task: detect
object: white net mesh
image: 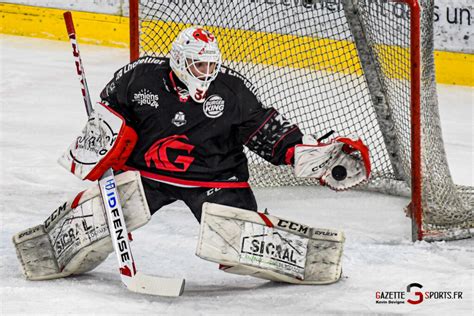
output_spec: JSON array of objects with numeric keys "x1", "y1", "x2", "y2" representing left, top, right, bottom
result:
[{"x1": 135, "y1": 0, "x2": 472, "y2": 240}]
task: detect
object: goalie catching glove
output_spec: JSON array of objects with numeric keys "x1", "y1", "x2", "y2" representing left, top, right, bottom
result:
[{"x1": 294, "y1": 132, "x2": 371, "y2": 190}]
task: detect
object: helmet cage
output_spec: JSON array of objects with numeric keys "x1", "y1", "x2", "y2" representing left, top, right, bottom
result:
[
  {"x1": 184, "y1": 56, "x2": 221, "y2": 83},
  {"x1": 170, "y1": 27, "x2": 222, "y2": 103}
]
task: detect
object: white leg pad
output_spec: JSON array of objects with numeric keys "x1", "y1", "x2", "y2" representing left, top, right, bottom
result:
[
  {"x1": 196, "y1": 203, "x2": 345, "y2": 285},
  {"x1": 12, "y1": 171, "x2": 151, "y2": 280}
]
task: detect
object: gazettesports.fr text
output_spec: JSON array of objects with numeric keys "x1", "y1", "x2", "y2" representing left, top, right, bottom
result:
[{"x1": 376, "y1": 291, "x2": 463, "y2": 299}]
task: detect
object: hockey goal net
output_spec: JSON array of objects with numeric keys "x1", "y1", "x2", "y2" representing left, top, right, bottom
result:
[{"x1": 129, "y1": 0, "x2": 472, "y2": 241}]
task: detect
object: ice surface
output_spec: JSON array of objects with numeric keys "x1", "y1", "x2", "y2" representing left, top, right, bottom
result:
[{"x1": 0, "y1": 35, "x2": 472, "y2": 315}]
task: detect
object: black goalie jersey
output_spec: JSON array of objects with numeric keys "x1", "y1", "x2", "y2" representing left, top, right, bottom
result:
[{"x1": 100, "y1": 57, "x2": 303, "y2": 188}]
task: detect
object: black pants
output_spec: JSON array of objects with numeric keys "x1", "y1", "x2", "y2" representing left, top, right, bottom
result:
[{"x1": 141, "y1": 177, "x2": 258, "y2": 222}]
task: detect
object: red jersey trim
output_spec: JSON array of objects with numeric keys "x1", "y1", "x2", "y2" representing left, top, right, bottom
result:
[{"x1": 123, "y1": 166, "x2": 250, "y2": 189}]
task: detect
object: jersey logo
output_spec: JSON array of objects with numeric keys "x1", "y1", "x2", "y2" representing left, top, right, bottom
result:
[
  {"x1": 203, "y1": 95, "x2": 225, "y2": 118},
  {"x1": 133, "y1": 89, "x2": 160, "y2": 108},
  {"x1": 172, "y1": 112, "x2": 187, "y2": 127},
  {"x1": 144, "y1": 135, "x2": 195, "y2": 172}
]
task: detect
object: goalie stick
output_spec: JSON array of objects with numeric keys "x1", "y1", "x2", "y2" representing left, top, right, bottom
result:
[{"x1": 63, "y1": 11, "x2": 185, "y2": 297}]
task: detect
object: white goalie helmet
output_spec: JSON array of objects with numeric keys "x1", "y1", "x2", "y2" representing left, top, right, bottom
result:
[{"x1": 170, "y1": 27, "x2": 222, "y2": 103}]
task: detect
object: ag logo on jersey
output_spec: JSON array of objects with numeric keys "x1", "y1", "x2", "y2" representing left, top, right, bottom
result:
[{"x1": 203, "y1": 95, "x2": 225, "y2": 118}]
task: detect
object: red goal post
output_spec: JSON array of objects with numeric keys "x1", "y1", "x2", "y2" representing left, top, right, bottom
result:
[
  {"x1": 130, "y1": 0, "x2": 140, "y2": 63},
  {"x1": 128, "y1": 0, "x2": 471, "y2": 242}
]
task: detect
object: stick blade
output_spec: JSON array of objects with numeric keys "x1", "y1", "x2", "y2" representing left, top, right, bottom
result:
[{"x1": 125, "y1": 272, "x2": 185, "y2": 297}]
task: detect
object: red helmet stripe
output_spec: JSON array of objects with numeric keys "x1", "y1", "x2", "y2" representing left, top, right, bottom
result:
[{"x1": 192, "y1": 28, "x2": 215, "y2": 43}]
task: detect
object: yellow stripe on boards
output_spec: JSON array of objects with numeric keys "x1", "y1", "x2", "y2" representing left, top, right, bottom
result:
[
  {"x1": 435, "y1": 51, "x2": 474, "y2": 86},
  {"x1": 1, "y1": 3, "x2": 472, "y2": 86},
  {"x1": 0, "y1": 3, "x2": 129, "y2": 47},
  {"x1": 141, "y1": 20, "x2": 364, "y2": 76}
]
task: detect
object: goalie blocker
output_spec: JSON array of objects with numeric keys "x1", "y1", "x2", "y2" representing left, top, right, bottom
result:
[
  {"x1": 58, "y1": 101, "x2": 137, "y2": 181},
  {"x1": 196, "y1": 203, "x2": 345, "y2": 284}
]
